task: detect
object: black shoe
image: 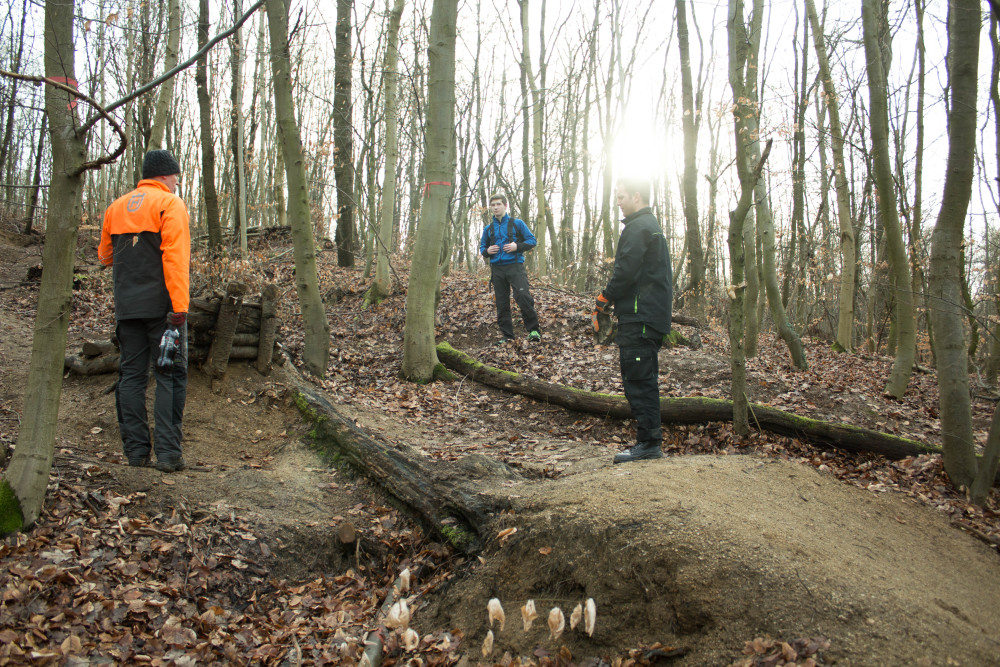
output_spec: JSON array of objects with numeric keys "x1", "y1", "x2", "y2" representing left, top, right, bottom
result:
[
  {"x1": 613, "y1": 441, "x2": 663, "y2": 464},
  {"x1": 155, "y1": 457, "x2": 187, "y2": 473},
  {"x1": 128, "y1": 455, "x2": 151, "y2": 467}
]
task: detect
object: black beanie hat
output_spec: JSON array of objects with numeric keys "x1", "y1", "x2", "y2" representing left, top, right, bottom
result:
[{"x1": 142, "y1": 150, "x2": 181, "y2": 180}]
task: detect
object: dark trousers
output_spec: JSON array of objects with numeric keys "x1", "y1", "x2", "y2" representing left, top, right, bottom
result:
[
  {"x1": 616, "y1": 322, "x2": 663, "y2": 444},
  {"x1": 115, "y1": 317, "x2": 188, "y2": 463},
  {"x1": 491, "y1": 262, "x2": 539, "y2": 339}
]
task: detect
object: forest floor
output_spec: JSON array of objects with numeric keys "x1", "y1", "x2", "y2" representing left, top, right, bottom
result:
[{"x1": 0, "y1": 224, "x2": 999, "y2": 666}]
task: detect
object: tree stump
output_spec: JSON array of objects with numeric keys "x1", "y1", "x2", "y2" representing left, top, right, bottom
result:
[
  {"x1": 205, "y1": 282, "x2": 248, "y2": 382},
  {"x1": 257, "y1": 283, "x2": 279, "y2": 375}
]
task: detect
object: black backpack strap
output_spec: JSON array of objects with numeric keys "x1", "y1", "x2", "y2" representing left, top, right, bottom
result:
[{"x1": 507, "y1": 218, "x2": 524, "y2": 245}]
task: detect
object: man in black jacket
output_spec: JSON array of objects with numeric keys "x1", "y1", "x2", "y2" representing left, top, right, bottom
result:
[{"x1": 595, "y1": 178, "x2": 672, "y2": 463}]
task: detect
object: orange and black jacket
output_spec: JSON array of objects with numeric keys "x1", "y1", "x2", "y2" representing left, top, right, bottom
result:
[{"x1": 99, "y1": 179, "x2": 190, "y2": 320}]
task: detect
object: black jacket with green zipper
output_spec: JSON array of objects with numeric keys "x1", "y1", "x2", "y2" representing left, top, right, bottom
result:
[{"x1": 601, "y1": 206, "x2": 672, "y2": 335}]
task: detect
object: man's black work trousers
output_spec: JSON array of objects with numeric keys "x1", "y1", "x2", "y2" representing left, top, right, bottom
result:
[
  {"x1": 616, "y1": 322, "x2": 663, "y2": 445},
  {"x1": 491, "y1": 262, "x2": 539, "y2": 340},
  {"x1": 115, "y1": 317, "x2": 187, "y2": 464}
]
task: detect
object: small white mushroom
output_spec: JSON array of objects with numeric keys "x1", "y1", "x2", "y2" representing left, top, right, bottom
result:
[
  {"x1": 569, "y1": 603, "x2": 583, "y2": 631},
  {"x1": 487, "y1": 598, "x2": 506, "y2": 631},
  {"x1": 386, "y1": 599, "x2": 410, "y2": 629},
  {"x1": 547, "y1": 607, "x2": 565, "y2": 641},
  {"x1": 481, "y1": 630, "x2": 494, "y2": 657},
  {"x1": 397, "y1": 567, "x2": 411, "y2": 593},
  {"x1": 521, "y1": 600, "x2": 538, "y2": 632},
  {"x1": 585, "y1": 598, "x2": 597, "y2": 637},
  {"x1": 401, "y1": 628, "x2": 420, "y2": 651}
]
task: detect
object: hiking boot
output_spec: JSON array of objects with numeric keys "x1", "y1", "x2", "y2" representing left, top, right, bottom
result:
[
  {"x1": 527, "y1": 330, "x2": 542, "y2": 342},
  {"x1": 155, "y1": 457, "x2": 187, "y2": 473},
  {"x1": 613, "y1": 441, "x2": 663, "y2": 464},
  {"x1": 128, "y1": 455, "x2": 151, "y2": 467},
  {"x1": 496, "y1": 338, "x2": 515, "y2": 346}
]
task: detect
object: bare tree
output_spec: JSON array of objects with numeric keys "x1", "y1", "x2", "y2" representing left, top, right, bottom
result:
[
  {"x1": 862, "y1": 0, "x2": 915, "y2": 398},
  {"x1": 367, "y1": 0, "x2": 406, "y2": 306},
  {"x1": 1, "y1": 0, "x2": 88, "y2": 531},
  {"x1": 147, "y1": 0, "x2": 182, "y2": 151},
  {"x1": 676, "y1": 0, "x2": 706, "y2": 320},
  {"x1": 518, "y1": 0, "x2": 549, "y2": 275},
  {"x1": 402, "y1": 0, "x2": 457, "y2": 383},
  {"x1": 805, "y1": 0, "x2": 857, "y2": 352},
  {"x1": 266, "y1": 0, "x2": 330, "y2": 376},
  {"x1": 196, "y1": 0, "x2": 223, "y2": 250},
  {"x1": 335, "y1": 0, "x2": 357, "y2": 266},
  {"x1": 928, "y1": 0, "x2": 997, "y2": 503},
  {"x1": 728, "y1": 0, "x2": 774, "y2": 435}
]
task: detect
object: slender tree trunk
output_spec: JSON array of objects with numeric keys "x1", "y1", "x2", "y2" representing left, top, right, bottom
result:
[
  {"x1": 575, "y1": 4, "x2": 599, "y2": 292},
  {"x1": 401, "y1": 0, "x2": 457, "y2": 383},
  {"x1": 911, "y1": 0, "x2": 928, "y2": 361},
  {"x1": 928, "y1": 0, "x2": 985, "y2": 498},
  {"x1": 334, "y1": 0, "x2": 356, "y2": 266},
  {"x1": 196, "y1": 0, "x2": 222, "y2": 251},
  {"x1": 367, "y1": 0, "x2": 405, "y2": 306},
  {"x1": 788, "y1": 8, "x2": 809, "y2": 330},
  {"x1": 0, "y1": 0, "x2": 28, "y2": 195},
  {"x1": 521, "y1": 0, "x2": 550, "y2": 276},
  {"x1": 147, "y1": 0, "x2": 181, "y2": 151},
  {"x1": 1, "y1": 0, "x2": 87, "y2": 532},
  {"x1": 235, "y1": 0, "x2": 249, "y2": 253},
  {"x1": 728, "y1": 0, "x2": 752, "y2": 435},
  {"x1": 676, "y1": 0, "x2": 705, "y2": 320},
  {"x1": 805, "y1": 0, "x2": 856, "y2": 352},
  {"x1": 987, "y1": 8, "x2": 1000, "y2": 384},
  {"x1": 741, "y1": 0, "x2": 763, "y2": 358},
  {"x1": 742, "y1": 0, "x2": 806, "y2": 369},
  {"x1": 265, "y1": 0, "x2": 330, "y2": 377},
  {"x1": 863, "y1": 0, "x2": 915, "y2": 398},
  {"x1": 23, "y1": 113, "x2": 46, "y2": 235}
]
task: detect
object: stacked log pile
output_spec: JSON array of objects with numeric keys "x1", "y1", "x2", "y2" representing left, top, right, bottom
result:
[{"x1": 65, "y1": 281, "x2": 282, "y2": 377}]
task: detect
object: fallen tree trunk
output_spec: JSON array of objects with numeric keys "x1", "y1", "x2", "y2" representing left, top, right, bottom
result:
[
  {"x1": 64, "y1": 354, "x2": 120, "y2": 375},
  {"x1": 436, "y1": 342, "x2": 941, "y2": 461},
  {"x1": 283, "y1": 362, "x2": 516, "y2": 552},
  {"x1": 81, "y1": 340, "x2": 115, "y2": 358}
]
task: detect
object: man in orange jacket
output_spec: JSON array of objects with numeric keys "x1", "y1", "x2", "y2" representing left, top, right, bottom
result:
[{"x1": 99, "y1": 149, "x2": 190, "y2": 472}]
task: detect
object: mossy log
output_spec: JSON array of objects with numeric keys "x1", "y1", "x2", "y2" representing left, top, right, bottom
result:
[
  {"x1": 283, "y1": 364, "x2": 516, "y2": 552},
  {"x1": 435, "y1": 342, "x2": 941, "y2": 461}
]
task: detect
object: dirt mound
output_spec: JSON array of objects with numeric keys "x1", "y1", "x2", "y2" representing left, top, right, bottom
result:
[{"x1": 417, "y1": 455, "x2": 1000, "y2": 665}]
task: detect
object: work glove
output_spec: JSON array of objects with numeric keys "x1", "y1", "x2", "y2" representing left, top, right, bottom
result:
[
  {"x1": 592, "y1": 294, "x2": 611, "y2": 334},
  {"x1": 166, "y1": 311, "x2": 186, "y2": 327}
]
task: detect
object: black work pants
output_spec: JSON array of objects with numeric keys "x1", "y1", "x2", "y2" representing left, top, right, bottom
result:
[
  {"x1": 115, "y1": 317, "x2": 187, "y2": 463},
  {"x1": 616, "y1": 322, "x2": 663, "y2": 445},
  {"x1": 491, "y1": 262, "x2": 539, "y2": 339}
]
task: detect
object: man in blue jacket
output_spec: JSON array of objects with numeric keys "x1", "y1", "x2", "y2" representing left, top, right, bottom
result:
[
  {"x1": 594, "y1": 178, "x2": 672, "y2": 463},
  {"x1": 480, "y1": 194, "x2": 541, "y2": 344}
]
